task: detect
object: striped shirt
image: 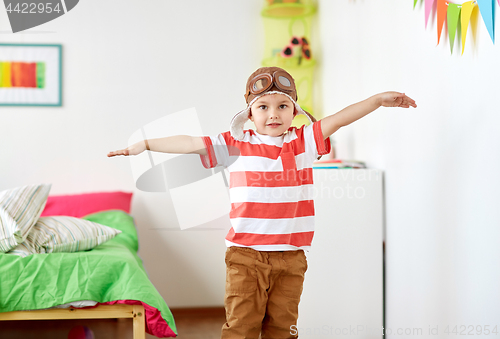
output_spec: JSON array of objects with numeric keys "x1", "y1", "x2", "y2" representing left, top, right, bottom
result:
[{"x1": 200, "y1": 121, "x2": 331, "y2": 251}]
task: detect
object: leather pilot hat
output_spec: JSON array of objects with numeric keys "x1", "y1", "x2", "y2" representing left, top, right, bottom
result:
[{"x1": 230, "y1": 66, "x2": 316, "y2": 140}]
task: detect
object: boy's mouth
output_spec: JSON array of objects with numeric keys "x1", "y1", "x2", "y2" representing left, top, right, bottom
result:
[{"x1": 267, "y1": 123, "x2": 281, "y2": 127}]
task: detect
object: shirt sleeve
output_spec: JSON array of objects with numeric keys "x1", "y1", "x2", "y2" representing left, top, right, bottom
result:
[
  {"x1": 199, "y1": 133, "x2": 231, "y2": 169},
  {"x1": 312, "y1": 121, "x2": 331, "y2": 156},
  {"x1": 303, "y1": 121, "x2": 331, "y2": 160}
]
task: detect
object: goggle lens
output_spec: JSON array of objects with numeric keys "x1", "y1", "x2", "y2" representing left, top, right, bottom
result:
[
  {"x1": 278, "y1": 75, "x2": 291, "y2": 87},
  {"x1": 253, "y1": 78, "x2": 269, "y2": 91}
]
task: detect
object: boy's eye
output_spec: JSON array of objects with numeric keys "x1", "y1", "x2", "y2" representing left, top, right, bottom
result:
[
  {"x1": 279, "y1": 104, "x2": 287, "y2": 109},
  {"x1": 259, "y1": 105, "x2": 267, "y2": 110}
]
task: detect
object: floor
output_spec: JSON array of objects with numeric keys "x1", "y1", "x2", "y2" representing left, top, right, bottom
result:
[
  {"x1": 170, "y1": 307, "x2": 226, "y2": 339},
  {"x1": 0, "y1": 307, "x2": 226, "y2": 339}
]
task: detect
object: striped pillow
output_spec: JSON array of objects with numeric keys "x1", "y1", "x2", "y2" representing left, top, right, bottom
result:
[
  {"x1": 8, "y1": 216, "x2": 122, "y2": 257},
  {"x1": 7, "y1": 241, "x2": 33, "y2": 258},
  {"x1": 0, "y1": 183, "x2": 51, "y2": 252}
]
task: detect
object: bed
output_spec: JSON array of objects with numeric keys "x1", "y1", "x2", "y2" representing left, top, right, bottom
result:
[{"x1": 0, "y1": 189, "x2": 177, "y2": 338}]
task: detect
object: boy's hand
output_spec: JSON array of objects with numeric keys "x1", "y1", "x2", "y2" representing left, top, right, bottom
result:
[
  {"x1": 107, "y1": 141, "x2": 147, "y2": 157},
  {"x1": 378, "y1": 92, "x2": 417, "y2": 109}
]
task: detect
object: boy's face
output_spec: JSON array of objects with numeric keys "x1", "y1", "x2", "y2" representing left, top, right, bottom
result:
[{"x1": 249, "y1": 94, "x2": 295, "y2": 137}]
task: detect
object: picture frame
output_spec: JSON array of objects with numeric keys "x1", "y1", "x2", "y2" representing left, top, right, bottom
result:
[{"x1": 0, "y1": 43, "x2": 62, "y2": 106}]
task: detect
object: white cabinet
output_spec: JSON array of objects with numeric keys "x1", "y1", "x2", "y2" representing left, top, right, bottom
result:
[{"x1": 297, "y1": 169, "x2": 384, "y2": 339}]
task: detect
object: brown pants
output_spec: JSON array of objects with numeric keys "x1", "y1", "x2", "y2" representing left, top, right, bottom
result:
[{"x1": 221, "y1": 247, "x2": 308, "y2": 339}]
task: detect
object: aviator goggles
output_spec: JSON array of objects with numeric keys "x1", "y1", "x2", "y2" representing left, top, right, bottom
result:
[{"x1": 247, "y1": 70, "x2": 295, "y2": 99}]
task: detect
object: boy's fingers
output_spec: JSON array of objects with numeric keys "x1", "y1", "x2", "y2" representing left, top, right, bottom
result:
[
  {"x1": 406, "y1": 98, "x2": 417, "y2": 108},
  {"x1": 107, "y1": 149, "x2": 129, "y2": 157},
  {"x1": 386, "y1": 92, "x2": 416, "y2": 108},
  {"x1": 405, "y1": 95, "x2": 416, "y2": 102},
  {"x1": 401, "y1": 94, "x2": 417, "y2": 108}
]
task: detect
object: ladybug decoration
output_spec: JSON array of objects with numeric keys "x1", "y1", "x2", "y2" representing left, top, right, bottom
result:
[{"x1": 280, "y1": 36, "x2": 312, "y2": 64}]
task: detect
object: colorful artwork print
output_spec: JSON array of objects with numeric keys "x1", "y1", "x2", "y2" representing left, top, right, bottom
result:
[
  {"x1": 0, "y1": 44, "x2": 61, "y2": 106},
  {"x1": 0, "y1": 61, "x2": 45, "y2": 88}
]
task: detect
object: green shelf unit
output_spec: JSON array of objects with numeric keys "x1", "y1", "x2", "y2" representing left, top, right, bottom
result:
[
  {"x1": 260, "y1": 0, "x2": 319, "y2": 125},
  {"x1": 261, "y1": 3, "x2": 316, "y2": 19}
]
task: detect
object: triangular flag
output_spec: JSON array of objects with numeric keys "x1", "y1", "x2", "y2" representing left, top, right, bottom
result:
[
  {"x1": 476, "y1": 0, "x2": 495, "y2": 42},
  {"x1": 470, "y1": 1, "x2": 481, "y2": 40},
  {"x1": 461, "y1": 1, "x2": 477, "y2": 54},
  {"x1": 437, "y1": 0, "x2": 449, "y2": 45},
  {"x1": 425, "y1": 0, "x2": 436, "y2": 27},
  {"x1": 447, "y1": 3, "x2": 461, "y2": 53},
  {"x1": 415, "y1": 0, "x2": 419, "y2": 9}
]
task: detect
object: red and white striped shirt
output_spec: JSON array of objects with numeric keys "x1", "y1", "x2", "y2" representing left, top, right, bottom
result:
[{"x1": 200, "y1": 121, "x2": 331, "y2": 251}]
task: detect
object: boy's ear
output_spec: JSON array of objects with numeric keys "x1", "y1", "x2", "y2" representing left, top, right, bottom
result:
[{"x1": 248, "y1": 110, "x2": 253, "y2": 121}]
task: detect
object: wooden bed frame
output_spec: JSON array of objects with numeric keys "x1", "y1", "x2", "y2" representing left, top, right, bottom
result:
[{"x1": 0, "y1": 304, "x2": 145, "y2": 339}]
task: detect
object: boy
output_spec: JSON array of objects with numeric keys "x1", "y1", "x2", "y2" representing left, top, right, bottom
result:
[{"x1": 108, "y1": 67, "x2": 416, "y2": 339}]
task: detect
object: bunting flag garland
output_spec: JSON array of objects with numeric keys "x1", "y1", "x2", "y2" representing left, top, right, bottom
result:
[
  {"x1": 416, "y1": 0, "x2": 497, "y2": 54},
  {"x1": 461, "y1": 1, "x2": 478, "y2": 54},
  {"x1": 447, "y1": 3, "x2": 461, "y2": 52},
  {"x1": 437, "y1": 0, "x2": 448, "y2": 45},
  {"x1": 425, "y1": 0, "x2": 436, "y2": 27},
  {"x1": 476, "y1": 0, "x2": 495, "y2": 42}
]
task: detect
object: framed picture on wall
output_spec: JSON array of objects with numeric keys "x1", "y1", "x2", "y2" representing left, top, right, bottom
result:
[{"x1": 0, "y1": 43, "x2": 62, "y2": 106}]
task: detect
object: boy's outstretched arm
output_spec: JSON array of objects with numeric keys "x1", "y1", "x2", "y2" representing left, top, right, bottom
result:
[
  {"x1": 320, "y1": 92, "x2": 417, "y2": 140},
  {"x1": 107, "y1": 135, "x2": 207, "y2": 157}
]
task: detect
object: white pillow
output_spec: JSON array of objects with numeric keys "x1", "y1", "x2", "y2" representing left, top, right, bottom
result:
[
  {"x1": 8, "y1": 216, "x2": 122, "y2": 257},
  {"x1": 0, "y1": 183, "x2": 51, "y2": 252}
]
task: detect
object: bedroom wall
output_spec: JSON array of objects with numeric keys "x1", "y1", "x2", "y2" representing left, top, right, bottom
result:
[
  {"x1": 317, "y1": 0, "x2": 500, "y2": 338},
  {"x1": 0, "y1": 0, "x2": 262, "y2": 307}
]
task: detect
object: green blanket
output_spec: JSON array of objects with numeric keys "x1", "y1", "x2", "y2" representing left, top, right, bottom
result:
[{"x1": 0, "y1": 210, "x2": 177, "y2": 337}]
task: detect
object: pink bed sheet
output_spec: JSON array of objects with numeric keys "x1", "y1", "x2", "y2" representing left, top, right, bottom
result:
[{"x1": 96, "y1": 300, "x2": 176, "y2": 337}]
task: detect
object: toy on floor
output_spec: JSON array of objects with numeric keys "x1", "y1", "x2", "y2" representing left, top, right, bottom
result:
[{"x1": 68, "y1": 325, "x2": 95, "y2": 339}]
